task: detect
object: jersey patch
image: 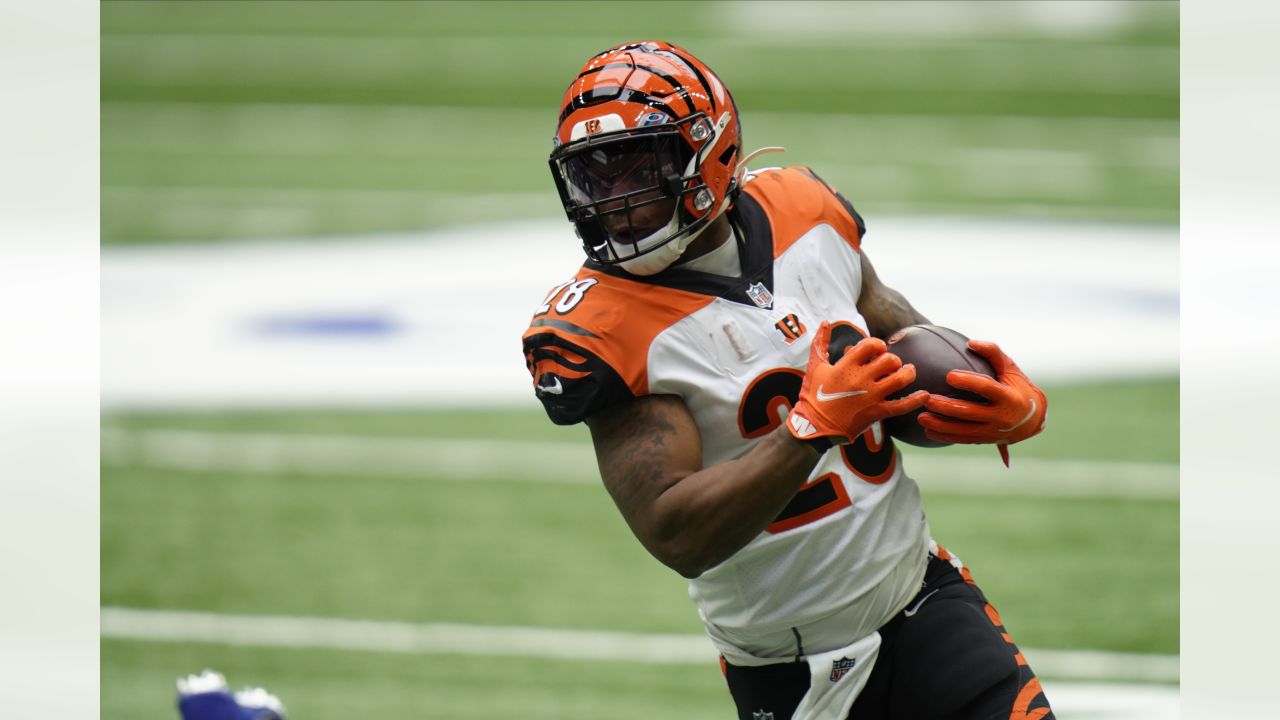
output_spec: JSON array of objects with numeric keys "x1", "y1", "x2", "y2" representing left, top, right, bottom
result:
[
  {"x1": 774, "y1": 313, "x2": 807, "y2": 344},
  {"x1": 746, "y1": 282, "x2": 775, "y2": 309}
]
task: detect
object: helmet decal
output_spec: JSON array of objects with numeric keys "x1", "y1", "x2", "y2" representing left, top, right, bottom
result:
[
  {"x1": 636, "y1": 112, "x2": 667, "y2": 127},
  {"x1": 569, "y1": 113, "x2": 626, "y2": 141}
]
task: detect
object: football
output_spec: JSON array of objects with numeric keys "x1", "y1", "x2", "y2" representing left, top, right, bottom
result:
[{"x1": 882, "y1": 325, "x2": 995, "y2": 448}]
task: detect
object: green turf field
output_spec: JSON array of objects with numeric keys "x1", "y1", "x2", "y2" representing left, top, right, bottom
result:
[
  {"x1": 102, "y1": 1, "x2": 1178, "y2": 243},
  {"x1": 103, "y1": 641, "x2": 736, "y2": 720},
  {"x1": 102, "y1": 378, "x2": 1178, "y2": 718}
]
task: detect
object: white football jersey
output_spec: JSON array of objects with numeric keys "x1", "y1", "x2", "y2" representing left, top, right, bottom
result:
[{"x1": 523, "y1": 167, "x2": 930, "y2": 661}]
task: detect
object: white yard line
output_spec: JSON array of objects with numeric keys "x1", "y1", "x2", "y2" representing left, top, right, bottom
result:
[
  {"x1": 101, "y1": 428, "x2": 1177, "y2": 500},
  {"x1": 100, "y1": 606, "x2": 1178, "y2": 685}
]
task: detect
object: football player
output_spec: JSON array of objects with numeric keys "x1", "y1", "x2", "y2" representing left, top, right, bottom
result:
[{"x1": 522, "y1": 41, "x2": 1051, "y2": 720}]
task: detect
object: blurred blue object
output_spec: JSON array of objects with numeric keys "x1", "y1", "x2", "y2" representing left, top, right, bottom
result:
[
  {"x1": 177, "y1": 670, "x2": 287, "y2": 720},
  {"x1": 251, "y1": 311, "x2": 401, "y2": 337}
]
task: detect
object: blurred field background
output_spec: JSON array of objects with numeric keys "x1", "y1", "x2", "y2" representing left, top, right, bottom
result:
[
  {"x1": 101, "y1": 2, "x2": 1178, "y2": 718},
  {"x1": 101, "y1": 0, "x2": 1177, "y2": 243}
]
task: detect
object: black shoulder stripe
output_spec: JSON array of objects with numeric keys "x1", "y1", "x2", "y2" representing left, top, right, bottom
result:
[
  {"x1": 837, "y1": 192, "x2": 867, "y2": 240},
  {"x1": 798, "y1": 167, "x2": 867, "y2": 240},
  {"x1": 797, "y1": 166, "x2": 833, "y2": 192},
  {"x1": 526, "y1": 344, "x2": 588, "y2": 374},
  {"x1": 529, "y1": 317, "x2": 600, "y2": 338}
]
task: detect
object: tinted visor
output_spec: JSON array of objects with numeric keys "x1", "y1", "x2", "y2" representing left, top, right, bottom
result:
[
  {"x1": 553, "y1": 132, "x2": 695, "y2": 261},
  {"x1": 561, "y1": 134, "x2": 686, "y2": 204}
]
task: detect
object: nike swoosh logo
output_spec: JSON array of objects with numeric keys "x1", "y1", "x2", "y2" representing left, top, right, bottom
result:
[
  {"x1": 538, "y1": 376, "x2": 564, "y2": 396},
  {"x1": 999, "y1": 398, "x2": 1037, "y2": 433},
  {"x1": 815, "y1": 386, "x2": 867, "y2": 402},
  {"x1": 903, "y1": 589, "x2": 940, "y2": 617}
]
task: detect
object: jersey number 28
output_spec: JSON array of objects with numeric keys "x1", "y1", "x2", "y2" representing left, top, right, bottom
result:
[{"x1": 738, "y1": 368, "x2": 896, "y2": 534}]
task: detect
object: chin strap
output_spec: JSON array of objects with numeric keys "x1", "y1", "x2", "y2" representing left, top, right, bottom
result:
[
  {"x1": 692, "y1": 146, "x2": 788, "y2": 247},
  {"x1": 709, "y1": 146, "x2": 787, "y2": 222},
  {"x1": 734, "y1": 146, "x2": 787, "y2": 184}
]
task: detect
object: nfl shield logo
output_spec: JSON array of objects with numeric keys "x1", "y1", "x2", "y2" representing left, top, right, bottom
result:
[
  {"x1": 830, "y1": 656, "x2": 857, "y2": 681},
  {"x1": 752, "y1": 711, "x2": 775, "y2": 720},
  {"x1": 746, "y1": 282, "x2": 774, "y2": 309}
]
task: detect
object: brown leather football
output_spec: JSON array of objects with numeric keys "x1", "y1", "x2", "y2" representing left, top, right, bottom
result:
[{"x1": 882, "y1": 325, "x2": 995, "y2": 448}]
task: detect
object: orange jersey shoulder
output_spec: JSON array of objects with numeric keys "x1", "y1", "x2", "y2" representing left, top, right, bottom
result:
[
  {"x1": 740, "y1": 166, "x2": 867, "y2": 257},
  {"x1": 522, "y1": 266, "x2": 715, "y2": 425}
]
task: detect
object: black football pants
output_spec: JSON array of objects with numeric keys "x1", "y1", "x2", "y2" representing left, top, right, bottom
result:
[{"x1": 722, "y1": 553, "x2": 1055, "y2": 720}]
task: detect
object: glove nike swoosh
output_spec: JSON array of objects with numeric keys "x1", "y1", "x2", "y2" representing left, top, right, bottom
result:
[
  {"x1": 815, "y1": 386, "x2": 868, "y2": 402},
  {"x1": 999, "y1": 398, "x2": 1037, "y2": 433}
]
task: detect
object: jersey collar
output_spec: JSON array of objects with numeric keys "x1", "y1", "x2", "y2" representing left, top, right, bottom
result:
[{"x1": 583, "y1": 192, "x2": 775, "y2": 307}]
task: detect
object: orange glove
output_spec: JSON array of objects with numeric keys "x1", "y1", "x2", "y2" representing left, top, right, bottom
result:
[
  {"x1": 788, "y1": 321, "x2": 929, "y2": 450},
  {"x1": 917, "y1": 340, "x2": 1047, "y2": 462}
]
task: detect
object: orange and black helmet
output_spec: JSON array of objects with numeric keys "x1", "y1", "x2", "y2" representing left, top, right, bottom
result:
[{"x1": 549, "y1": 41, "x2": 742, "y2": 269}]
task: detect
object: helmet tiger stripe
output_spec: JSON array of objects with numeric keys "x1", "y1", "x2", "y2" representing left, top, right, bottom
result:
[{"x1": 548, "y1": 40, "x2": 743, "y2": 273}]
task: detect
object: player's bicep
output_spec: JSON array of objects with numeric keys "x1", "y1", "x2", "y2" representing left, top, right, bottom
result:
[
  {"x1": 586, "y1": 394, "x2": 702, "y2": 547},
  {"x1": 856, "y1": 249, "x2": 930, "y2": 339}
]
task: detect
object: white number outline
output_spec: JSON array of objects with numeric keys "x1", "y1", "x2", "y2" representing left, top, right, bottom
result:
[
  {"x1": 536, "y1": 278, "x2": 598, "y2": 316},
  {"x1": 535, "y1": 280, "x2": 574, "y2": 316},
  {"x1": 554, "y1": 278, "x2": 597, "y2": 314}
]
